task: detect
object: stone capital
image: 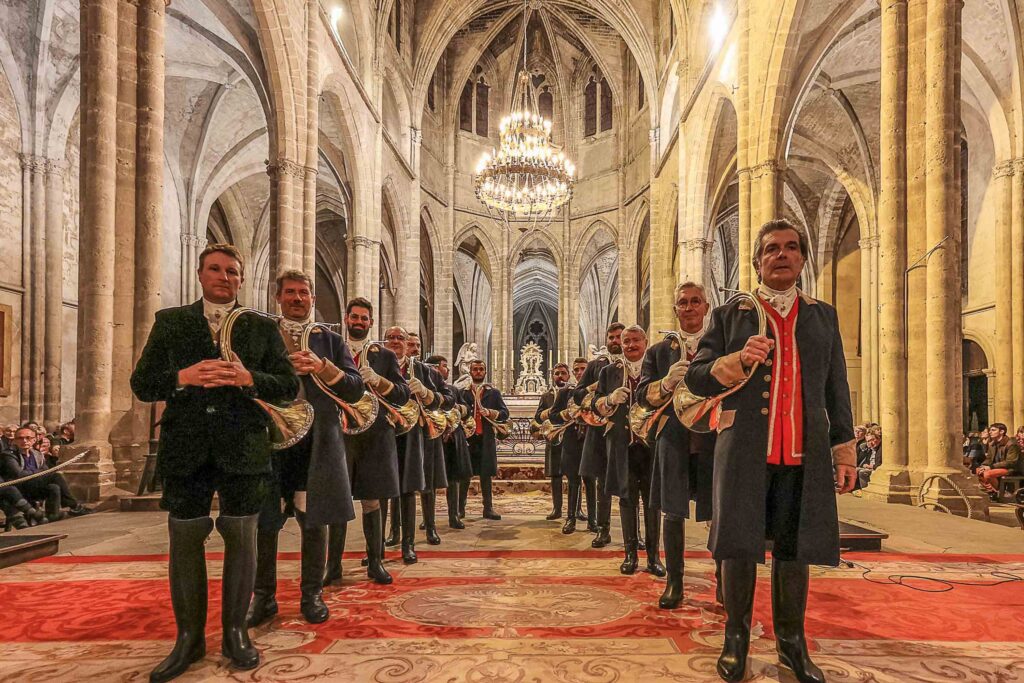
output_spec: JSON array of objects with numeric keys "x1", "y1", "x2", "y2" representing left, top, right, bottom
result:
[
  {"x1": 682, "y1": 238, "x2": 713, "y2": 252},
  {"x1": 19, "y1": 153, "x2": 46, "y2": 173},
  {"x1": 858, "y1": 236, "x2": 879, "y2": 249},
  {"x1": 1013, "y1": 158, "x2": 1024, "y2": 174},
  {"x1": 43, "y1": 158, "x2": 68, "y2": 177},
  {"x1": 179, "y1": 233, "x2": 193, "y2": 246},
  {"x1": 993, "y1": 160, "x2": 1016, "y2": 178},
  {"x1": 749, "y1": 160, "x2": 780, "y2": 179},
  {"x1": 267, "y1": 158, "x2": 306, "y2": 179},
  {"x1": 410, "y1": 127, "x2": 422, "y2": 145},
  {"x1": 648, "y1": 128, "x2": 660, "y2": 144},
  {"x1": 352, "y1": 235, "x2": 380, "y2": 249}
]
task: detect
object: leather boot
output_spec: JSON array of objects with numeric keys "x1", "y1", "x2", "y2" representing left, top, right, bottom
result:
[
  {"x1": 423, "y1": 491, "x2": 441, "y2": 545},
  {"x1": 15, "y1": 498, "x2": 45, "y2": 526},
  {"x1": 323, "y1": 523, "x2": 345, "y2": 586},
  {"x1": 400, "y1": 493, "x2": 418, "y2": 564},
  {"x1": 659, "y1": 516, "x2": 684, "y2": 609},
  {"x1": 446, "y1": 485, "x2": 464, "y2": 529},
  {"x1": 363, "y1": 510, "x2": 392, "y2": 584},
  {"x1": 481, "y1": 476, "x2": 501, "y2": 520},
  {"x1": 44, "y1": 485, "x2": 66, "y2": 522},
  {"x1": 715, "y1": 559, "x2": 724, "y2": 606},
  {"x1": 384, "y1": 498, "x2": 400, "y2": 547},
  {"x1": 546, "y1": 477, "x2": 562, "y2": 520},
  {"x1": 644, "y1": 505, "x2": 665, "y2": 577},
  {"x1": 561, "y1": 484, "x2": 579, "y2": 534},
  {"x1": 295, "y1": 512, "x2": 329, "y2": 624},
  {"x1": 584, "y1": 477, "x2": 597, "y2": 528},
  {"x1": 591, "y1": 526, "x2": 611, "y2": 548},
  {"x1": 245, "y1": 527, "x2": 279, "y2": 627},
  {"x1": 149, "y1": 516, "x2": 214, "y2": 683},
  {"x1": 458, "y1": 481, "x2": 468, "y2": 519},
  {"x1": 216, "y1": 514, "x2": 260, "y2": 671},
  {"x1": 419, "y1": 492, "x2": 428, "y2": 531},
  {"x1": 716, "y1": 560, "x2": 757, "y2": 682},
  {"x1": 620, "y1": 542, "x2": 639, "y2": 575},
  {"x1": 772, "y1": 560, "x2": 825, "y2": 683}
]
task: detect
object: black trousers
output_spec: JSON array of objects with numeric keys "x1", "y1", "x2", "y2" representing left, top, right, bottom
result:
[
  {"x1": 162, "y1": 461, "x2": 268, "y2": 520},
  {"x1": 619, "y1": 454, "x2": 658, "y2": 548},
  {"x1": 18, "y1": 473, "x2": 78, "y2": 509},
  {"x1": 0, "y1": 485, "x2": 25, "y2": 514},
  {"x1": 765, "y1": 465, "x2": 804, "y2": 561}
]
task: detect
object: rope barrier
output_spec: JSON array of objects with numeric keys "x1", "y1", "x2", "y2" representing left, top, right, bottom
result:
[
  {"x1": 914, "y1": 473, "x2": 975, "y2": 520},
  {"x1": 0, "y1": 451, "x2": 90, "y2": 489}
]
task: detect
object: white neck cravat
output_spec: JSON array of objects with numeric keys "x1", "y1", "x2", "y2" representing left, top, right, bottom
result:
[
  {"x1": 757, "y1": 283, "x2": 798, "y2": 316},
  {"x1": 624, "y1": 358, "x2": 643, "y2": 380},
  {"x1": 203, "y1": 298, "x2": 236, "y2": 335},
  {"x1": 679, "y1": 327, "x2": 705, "y2": 356},
  {"x1": 348, "y1": 336, "x2": 368, "y2": 359},
  {"x1": 280, "y1": 318, "x2": 307, "y2": 346}
]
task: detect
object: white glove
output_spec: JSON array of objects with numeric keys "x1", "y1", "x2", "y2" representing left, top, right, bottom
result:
[
  {"x1": 408, "y1": 377, "x2": 431, "y2": 399},
  {"x1": 359, "y1": 366, "x2": 382, "y2": 387},
  {"x1": 607, "y1": 386, "x2": 631, "y2": 406},
  {"x1": 662, "y1": 359, "x2": 689, "y2": 392}
]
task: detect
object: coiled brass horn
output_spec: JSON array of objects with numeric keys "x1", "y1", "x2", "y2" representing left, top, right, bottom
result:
[
  {"x1": 300, "y1": 323, "x2": 379, "y2": 435},
  {"x1": 220, "y1": 308, "x2": 314, "y2": 450},
  {"x1": 358, "y1": 341, "x2": 419, "y2": 435}
]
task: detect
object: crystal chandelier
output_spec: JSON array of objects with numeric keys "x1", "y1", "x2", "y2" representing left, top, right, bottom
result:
[{"x1": 474, "y1": 2, "x2": 575, "y2": 233}]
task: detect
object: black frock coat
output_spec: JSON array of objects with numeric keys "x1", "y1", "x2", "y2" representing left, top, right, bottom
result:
[
  {"x1": 393, "y1": 357, "x2": 445, "y2": 494},
  {"x1": 636, "y1": 338, "x2": 715, "y2": 521},
  {"x1": 575, "y1": 357, "x2": 611, "y2": 480},
  {"x1": 533, "y1": 388, "x2": 562, "y2": 477},
  {"x1": 418, "y1": 361, "x2": 451, "y2": 491},
  {"x1": 130, "y1": 300, "x2": 299, "y2": 479},
  {"x1": 343, "y1": 344, "x2": 408, "y2": 500},
  {"x1": 684, "y1": 293, "x2": 855, "y2": 566},
  {"x1": 271, "y1": 327, "x2": 364, "y2": 527},
  {"x1": 549, "y1": 386, "x2": 584, "y2": 478},
  {"x1": 442, "y1": 382, "x2": 474, "y2": 482},
  {"x1": 462, "y1": 385, "x2": 509, "y2": 478},
  {"x1": 594, "y1": 362, "x2": 649, "y2": 501}
]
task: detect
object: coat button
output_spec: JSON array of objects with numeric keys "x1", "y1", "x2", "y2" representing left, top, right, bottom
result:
[
  {"x1": 765, "y1": 359, "x2": 773, "y2": 366},
  {"x1": 764, "y1": 375, "x2": 772, "y2": 382},
  {"x1": 762, "y1": 391, "x2": 770, "y2": 399},
  {"x1": 206, "y1": 405, "x2": 216, "y2": 414},
  {"x1": 760, "y1": 408, "x2": 769, "y2": 415}
]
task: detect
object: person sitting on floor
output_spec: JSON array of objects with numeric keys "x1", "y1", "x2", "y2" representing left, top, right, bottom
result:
[
  {"x1": 0, "y1": 427, "x2": 93, "y2": 521},
  {"x1": 856, "y1": 427, "x2": 882, "y2": 490},
  {"x1": 976, "y1": 423, "x2": 1021, "y2": 500}
]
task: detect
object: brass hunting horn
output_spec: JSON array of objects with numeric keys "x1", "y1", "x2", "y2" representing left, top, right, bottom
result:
[{"x1": 300, "y1": 323, "x2": 379, "y2": 435}]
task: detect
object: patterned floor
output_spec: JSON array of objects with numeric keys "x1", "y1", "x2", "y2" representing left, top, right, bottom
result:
[{"x1": 1, "y1": 494, "x2": 1023, "y2": 682}]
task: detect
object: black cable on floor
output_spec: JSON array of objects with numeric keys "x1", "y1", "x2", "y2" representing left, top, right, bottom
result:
[{"x1": 839, "y1": 556, "x2": 1024, "y2": 593}]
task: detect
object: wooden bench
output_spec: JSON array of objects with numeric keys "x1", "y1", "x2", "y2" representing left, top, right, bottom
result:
[{"x1": 998, "y1": 475, "x2": 1024, "y2": 500}]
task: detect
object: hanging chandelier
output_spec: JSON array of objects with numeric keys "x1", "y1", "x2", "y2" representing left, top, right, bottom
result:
[{"x1": 474, "y1": 1, "x2": 575, "y2": 233}]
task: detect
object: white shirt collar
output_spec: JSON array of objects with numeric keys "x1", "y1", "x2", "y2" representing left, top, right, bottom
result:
[
  {"x1": 279, "y1": 316, "x2": 308, "y2": 344},
  {"x1": 624, "y1": 357, "x2": 643, "y2": 379},
  {"x1": 757, "y1": 283, "x2": 798, "y2": 316},
  {"x1": 202, "y1": 298, "x2": 236, "y2": 334},
  {"x1": 678, "y1": 326, "x2": 705, "y2": 355},
  {"x1": 348, "y1": 336, "x2": 369, "y2": 357}
]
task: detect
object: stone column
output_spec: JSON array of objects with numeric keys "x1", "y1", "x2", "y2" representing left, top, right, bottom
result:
[
  {"x1": 302, "y1": 0, "x2": 319, "y2": 276},
  {"x1": 397, "y1": 128, "x2": 422, "y2": 331},
  {"x1": 43, "y1": 160, "x2": 66, "y2": 427},
  {"x1": 1012, "y1": 158, "x2": 1024, "y2": 425},
  {"x1": 21, "y1": 154, "x2": 46, "y2": 422},
  {"x1": 866, "y1": 0, "x2": 911, "y2": 504},
  {"x1": 904, "y1": 0, "x2": 928, "y2": 475},
  {"x1": 993, "y1": 161, "x2": 1014, "y2": 422},
  {"x1": 617, "y1": 235, "x2": 638, "y2": 327},
  {"x1": 68, "y1": 0, "x2": 119, "y2": 501},
  {"x1": 921, "y1": 0, "x2": 982, "y2": 515},
  {"x1": 736, "y1": 0, "x2": 752, "y2": 291},
  {"x1": 858, "y1": 236, "x2": 877, "y2": 421},
  {"x1": 753, "y1": 160, "x2": 780, "y2": 228},
  {"x1": 433, "y1": 250, "x2": 454, "y2": 362},
  {"x1": 268, "y1": 158, "x2": 304, "y2": 280}
]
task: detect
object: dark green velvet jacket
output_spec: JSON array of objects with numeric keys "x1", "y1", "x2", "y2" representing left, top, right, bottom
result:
[{"x1": 130, "y1": 300, "x2": 299, "y2": 478}]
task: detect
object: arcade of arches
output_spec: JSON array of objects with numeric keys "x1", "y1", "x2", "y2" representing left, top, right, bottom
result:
[{"x1": 2, "y1": 0, "x2": 1023, "y2": 519}]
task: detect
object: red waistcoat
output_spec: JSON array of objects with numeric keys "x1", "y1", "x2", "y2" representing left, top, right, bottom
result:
[{"x1": 761, "y1": 296, "x2": 803, "y2": 466}]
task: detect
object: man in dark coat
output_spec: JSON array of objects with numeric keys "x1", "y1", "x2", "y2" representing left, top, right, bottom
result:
[
  {"x1": 131, "y1": 243, "x2": 299, "y2": 681},
  {"x1": 534, "y1": 363, "x2": 570, "y2": 520},
  {"x1": 685, "y1": 220, "x2": 857, "y2": 683},
  {"x1": 636, "y1": 281, "x2": 717, "y2": 609},
  {"x1": 426, "y1": 355, "x2": 474, "y2": 528},
  {"x1": 1, "y1": 428, "x2": 92, "y2": 521},
  {"x1": 406, "y1": 333, "x2": 452, "y2": 547},
  {"x1": 549, "y1": 357, "x2": 592, "y2": 534},
  {"x1": 575, "y1": 323, "x2": 625, "y2": 547},
  {"x1": 462, "y1": 360, "x2": 510, "y2": 520},
  {"x1": 594, "y1": 326, "x2": 664, "y2": 577},
  {"x1": 324, "y1": 297, "x2": 408, "y2": 587},
  {"x1": 246, "y1": 270, "x2": 364, "y2": 629}
]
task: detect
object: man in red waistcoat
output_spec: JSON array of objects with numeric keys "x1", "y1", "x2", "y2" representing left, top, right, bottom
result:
[{"x1": 685, "y1": 219, "x2": 857, "y2": 683}]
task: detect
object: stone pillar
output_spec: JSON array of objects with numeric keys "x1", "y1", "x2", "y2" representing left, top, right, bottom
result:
[
  {"x1": 617, "y1": 236, "x2": 638, "y2": 327},
  {"x1": 1012, "y1": 159, "x2": 1024, "y2": 426},
  {"x1": 433, "y1": 250, "x2": 454, "y2": 362},
  {"x1": 67, "y1": 0, "x2": 120, "y2": 501},
  {"x1": 397, "y1": 128, "x2": 422, "y2": 331},
  {"x1": 302, "y1": 0, "x2": 319, "y2": 276},
  {"x1": 921, "y1": 0, "x2": 982, "y2": 515},
  {"x1": 867, "y1": 0, "x2": 911, "y2": 504},
  {"x1": 904, "y1": 0, "x2": 928, "y2": 475},
  {"x1": 858, "y1": 236, "x2": 877, "y2": 421},
  {"x1": 268, "y1": 158, "x2": 304, "y2": 280},
  {"x1": 753, "y1": 160, "x2": 780, "y2": 228},
  {"x1": 993, "y1": 161, "x2": 1014, "y2": 422},
  {"x1": 20, "y1": 155, "x2": 46, "y2": 422},
  {"x1": 681, "y1": 237, "x2": 712, "y2": 287},
  {"x1": 736, "y1": 0, "x2": 752, "y2": 291},
  {"x1": 43, "y1": 160, "x2": 66, "y2": 427}
]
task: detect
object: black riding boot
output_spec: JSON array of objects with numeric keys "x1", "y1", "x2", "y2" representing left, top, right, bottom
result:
[
  {"x1": 364, "y1": 510, "x2": 393, "y2": 584},
  {"x1": 458, "y1": 480, "x2": 468, "y2": 518},
  {"x1": 715, "y1": 559, "x2": 724, "y2": 605},
  {"x1": 446, "y1": 485, "x2": 465, "y2": 529},
  {"x1": 246, "y1": 527, "x2": 279, "y2": 627},
  {"x1": 423, "y1": 491, "x2": 442, "y2": 544},
  {"x1": 216, "y1": 514, "x2": 260, "y2": 671},
  {"x1": 44, "y1": 484, "x2": 65, "y2": 522},
  {"x1": 400, "y1": 493, "x2": 418, "y2": 564},
  {"x1": 323, "y1": 523, "x2": 346, "y2": 586},
  {"x1": 384, "y1": 498, "x2": 401, "y2": 547},
  {"x1": 149, "y1": 516, "x2": 213, "y2": 683},
  {"x1": 546, "y1": 477, "x2": 563, "y2": 520},
  {"x1": 644, "y1": 504, "x2": 665, "y2": 577},
  {"x1": 717, "y1": 560, "x2": 757, "y2": 682},
  {"x1": 772, "y1": 560, "x2": 825, "y2": 683},
  {"x1": 659, "y1": 516, "x2": 684, "y2": 609},
  {"x1": 481, "y1": 476, "x2": 501, "y2": 520},
  {"x1": 296, "y1": 511, "x2": 329, "y2": 624},
  {"x1": 584, "y1": 477, "x2": 597, "y2": 528},
  {"x1": 619, "y1": 500, "x2": 638, "y2": 574},
  {"x1": 562, "y1": 482, "x2": 579, "y2": 534},
  {"x1": 591, "y1": 486, "x2": 611, "y2": 547}
]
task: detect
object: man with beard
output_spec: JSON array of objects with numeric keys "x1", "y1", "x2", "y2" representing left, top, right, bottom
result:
[
  {"x1": 534, "y1": 363, "x2": 570, "y2": 520},
  {"x1": 405, "y1": 333, "x2": 452, "y2": 546},
  {"x1": 323, "y1": 297, "x2": 408, "y2": 587},
  {"x1": 381, "y1": 326, "x2": 443, "y2": 564},
  {"x1": 548, "y1": 357, "x2": 594, "y2": 534},
  {"x1": 131, "y1": 243, "x2": 298, "y2": 680},
  {"x1": 594, "y1": 326, "x2": 663, "y2": 577},
  {"x1": 636, "y1": 281, "x2": 717, "y2": 609},
  {"x1": 248, "y1": 270, "x2": 364, "y2": 628},
  {"x1": 426, "y1": 354, "x2": 474, "y2": 528},
  {"x1": 686, "y1": 219, "x2": 856, "y2": 683},
  {"x1": 462, "y1": 360, "x2": 510, "y2": 520},
  {"x1": 575, "y1": 323, "x2": 625, "y2": 547}
]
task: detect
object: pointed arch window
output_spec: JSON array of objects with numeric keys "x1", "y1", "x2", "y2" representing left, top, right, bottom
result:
[
  {"x1": 460, "y1": 67, "x2": 490, "y2": 137},
  {"x1": 638, "y1": 68, "x2": 645, "y2": 111},
  {"x1": 427, "y1": 74, "x2": 436, "y2": 113},
  {"x1": 459, "y1": 80, "x2": 473, "y2": 132},
  {"x1": 389, "y1": 2, "x2": 402, "y2": 51},
  {"x1": 475, "y1": 78, "x2": 489, "y2": 137},
  {"x1": 600, "y1": 78, "x2": 613, "y2": 131},
  {"x1": 584, "y1": 77, "x2": 598, "y2": 137},
  {"x1": 584, "y1": 70, "x2": 613, "y2": 137},
  {"x1": 539, "y1": 86, "x2": 553, "y2": 123}
]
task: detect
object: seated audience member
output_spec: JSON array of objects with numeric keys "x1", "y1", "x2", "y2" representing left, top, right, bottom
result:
[
  {"x1": 977, "y1": 423, "x2": 1022, "y2": 500},
  {"x1": 0, "y1": 427, "x2": 93, "y2": 521},
  {"x1": 35, "y1": 436, "x2": 57, "y2": 469},
  {"x1": 856, "y1": 427, "x2": 882, "y2": 490},
  {"x1": 0, "y1": 484, "x2": 47, "y2": 530},
  {"x1": 963, "y1": 432, "x2": 986, "y2": 472},
  {"x1": 1, "y1": 424, "x2": 16, "y2": 452},
  {"x1": 854, "y1": 425, "x2": 868, "y2": 465},
  {"x1": 51, "y1": 421, "x2": 75, "y2": 447}
]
